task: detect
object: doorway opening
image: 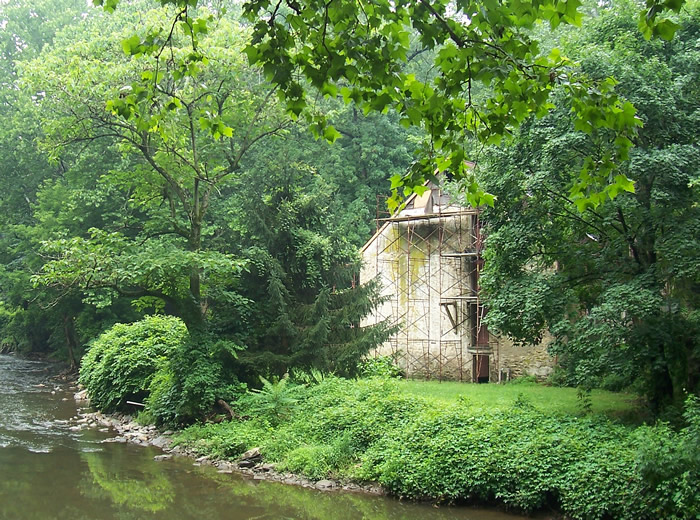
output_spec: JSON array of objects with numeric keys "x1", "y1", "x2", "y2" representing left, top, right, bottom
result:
[{"x1": 472, "y1": 354, "x2": 489, "y2": 383}]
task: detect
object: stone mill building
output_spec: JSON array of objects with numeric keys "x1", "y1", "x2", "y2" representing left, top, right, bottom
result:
[{"x1": 360, "y1": 183, "x2": 554, "y2": 382}]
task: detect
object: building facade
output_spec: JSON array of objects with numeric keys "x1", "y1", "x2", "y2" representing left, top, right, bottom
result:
[{"x1": 360, "y1": 185, "x2": 553, "y2": 382}]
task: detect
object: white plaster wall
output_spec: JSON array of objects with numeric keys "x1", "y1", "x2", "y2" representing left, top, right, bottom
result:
[{"x1": 360, "y1": 213, "x2": 555, "y2": 381}]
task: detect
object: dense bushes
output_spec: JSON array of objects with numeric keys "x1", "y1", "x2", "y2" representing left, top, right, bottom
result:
[
  {"x1": 176, "y1": 377, "x2": 699, "y2": 520},
  {"x1": 144, "y1": 336, "x2": 246, "y2": 426},
  {"x1": 81, "y1": 317, "x2": 699, "y2": 519},
  {"x1": 79, "y1": 315, "x2": 187, "y2": 412},
  {"x1": 80, "y1": 316, "x2": 245, "y2": 424}
]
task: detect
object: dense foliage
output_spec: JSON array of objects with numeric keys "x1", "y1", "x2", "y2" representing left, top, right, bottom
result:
[
  {"x1": 0, "y1": 0, "x2": 398, "y2": 400},
  {"x1": 79, "y1": 315, "x2": 187, "y2": 411},
  {"x1": 227, "y1": 164, "x2": 394, "y2": 379},
  {"x1": 144, "y1": 334, "x2": 247, "y2": 425},
  {"x1": 481, "y1": 2, "x2": 700, "y2": 412},
  {"x1": 0, "y1": 1, "x2": 697, "y2": 514},
  {"x1": 0, "y1": 0, "x2": 133, "y2": 364},
  {"x1": 176, "y1": 376, "x2": 700, "y2": 519},
  {"x1": 98, "y1": 0, "x2": 688, "y2": 210},
  {"x1": 0, "y1": 0, "x2": 696, "y2": 425}
]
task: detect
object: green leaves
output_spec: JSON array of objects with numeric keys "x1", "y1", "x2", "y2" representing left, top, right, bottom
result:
[
  {"x1": 613, "y1": 174, "x2": 636, "y2": 194},
  {"x1": 199, "y1": 115, "x2": 234, "y2": 140},
  {"x1": 179, "y1": 377, "x2": 696, "y2": 519},
  {"x1": 119, "y1": 31, "x2": 165, "y2": 58},
  {"x1": 92, "y1": 0, "x2": 120, "y2": 13},
  {"x1": 79, "y1": 315, "x2": 188, "y2": 412},
  {"x1": 638, "y1": 0, "x2": 685, "y2": 40},
  {"x1": 34, "y1": 227, "x2": 246, "y2": 313},
  {"x1": 244, "y1": 375, "x2": 302, "y2": 426},
  {"x1": 239, "y1": 0, "x2": 656, "y2": 210},
  {"x1": 322, "y1": 125, "x2": 341, "y2": 144},
  {"x1": 481, "y1": 2, "x2": 700, "y2": 412},
  {"x1": 566, "y1": 76, "x2": 643, "y2": 209},
  {"x1": 308, "y1": 118, "x2": 341, "y2": 144},
  {"x1": 653, "y1": 18, "x2": 681, "y2": 40},
  {"x1": 120, "y1": 34, "x2": 141, "y2": 55},
  {"x1": 96, "y1": 0, "x2": 690, "y2": 215}
]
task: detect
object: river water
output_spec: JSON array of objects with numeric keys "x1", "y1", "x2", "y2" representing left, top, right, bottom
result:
[{"x1": 0, "y1": 354, "x2": 530, "y2": 520}]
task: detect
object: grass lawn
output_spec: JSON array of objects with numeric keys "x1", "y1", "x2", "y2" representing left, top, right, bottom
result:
[{"x1": 399, "y1": 380, "x2": 644, "y2": 422}]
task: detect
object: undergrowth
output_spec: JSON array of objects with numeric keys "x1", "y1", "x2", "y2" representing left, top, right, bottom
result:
[{"x1": 174, "y1": 377, "x2": 699, "y2": 520}]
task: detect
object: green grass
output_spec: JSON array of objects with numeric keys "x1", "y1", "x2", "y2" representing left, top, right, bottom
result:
[{"x1": 399, "y1": 380, "x2": 644, "y2": 421}]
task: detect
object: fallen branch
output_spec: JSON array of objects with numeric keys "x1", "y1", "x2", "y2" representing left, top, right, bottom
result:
[{"x1": 216, "y1": 398, "x2": 236, "y2": 420}]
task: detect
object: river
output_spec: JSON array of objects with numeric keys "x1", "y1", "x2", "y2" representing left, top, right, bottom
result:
[{"x1": 0, "y1": 354, "x2": 531, "y2": 520}]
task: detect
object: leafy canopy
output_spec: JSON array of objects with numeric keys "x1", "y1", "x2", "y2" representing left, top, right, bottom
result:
[
  {"x1": 93, "y1": 0, "x2": 684, "y2": 211},
  {"x1": 25, "y1": 5, "x2": 285, "y2": 331}
]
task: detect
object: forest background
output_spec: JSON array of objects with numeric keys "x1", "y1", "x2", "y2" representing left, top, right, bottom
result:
[{"x1": 0, "y1": 0, "x2": 697, "y2": 424}]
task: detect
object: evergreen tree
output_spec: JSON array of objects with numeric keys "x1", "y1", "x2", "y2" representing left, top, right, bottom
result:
[{"x1": 226, "y1": 160, "x2": 393, "y2": 380}]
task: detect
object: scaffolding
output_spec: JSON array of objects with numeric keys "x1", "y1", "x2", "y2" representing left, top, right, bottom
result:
[{"x1": 366, "y1": 188, "x2": 491, "y2": 381}]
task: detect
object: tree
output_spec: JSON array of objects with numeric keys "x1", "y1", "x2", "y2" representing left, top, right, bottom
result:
[
  {"x1": 3, "y1": 1, "x2": 396, "y2": 391},
  {"x1": 222, "y1": 156, "x2": 394, "y2": 379},
  {"x1": 0, "y1": 0, "x2": 120, "y2": 362},
  {"x1": 26, "y1": 4, "x2": 287, "y2": 332},
  {"x1": 480, "y1": 1, "x2": 699, "y2": 411}
]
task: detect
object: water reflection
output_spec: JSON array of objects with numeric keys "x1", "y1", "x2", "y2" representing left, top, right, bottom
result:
[
  {"x1": 81, "y1": 450, "x2": 175, "y2": 513},
  {"x1": 0, "y1": 355, "x2": 528, "y2": 520}
]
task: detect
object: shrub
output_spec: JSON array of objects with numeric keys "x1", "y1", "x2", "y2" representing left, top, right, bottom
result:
[
  {"x1": 631, "y1": 396, "x2": 700, "y2": 519},
  {"x1": 507, "y1": 374, "x2": 538, "y2": 385},
  {"x1": 173, "y1": 419, "x2": 271, "y2": 460},
  {"x1": 281, "y1": 444, "x2": 336, "y2": 480},
  {"x1": 238, "y1": 375, "x2": 303, "y2": 426},
  {"x1": 79, "y1": 315, "x2": 187, "y2": 412},
  {"x1": 600, "y1": 372, "x2": 631, "y2": 392},
  {"x1": 358, "y1": 355, "x2": 403, "y2": 378},
  {"x1": 146, "y1": 335, "x2": 246, "y2": 426}
]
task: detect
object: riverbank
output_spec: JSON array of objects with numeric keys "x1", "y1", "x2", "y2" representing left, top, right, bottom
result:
[
  {"x1": 72, "y1": 395, "x2": 384, "y2": 495},
  {"x1": 74, "y1": 377, "x2": 699, "y2": 520},
  {"x1": 6, "y1": 354, "x2": 512, "y2": 520},
  {"x1": 170, "y1": 377, "x2": 700, "y2": 520}
]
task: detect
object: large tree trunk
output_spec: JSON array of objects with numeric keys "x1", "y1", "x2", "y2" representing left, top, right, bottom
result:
[{"x1": 185, "y1": 185, "x2": 206, "y2": 332}]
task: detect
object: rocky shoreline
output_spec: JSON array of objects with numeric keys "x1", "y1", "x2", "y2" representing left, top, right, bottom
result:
[{"x1": 71, "y1": 389, "x2": 384, "y2": 495}]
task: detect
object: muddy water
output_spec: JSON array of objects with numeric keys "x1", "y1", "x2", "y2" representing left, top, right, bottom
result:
[{"x1": 0, "y1": 354, "x2": 531, "y2": 520}]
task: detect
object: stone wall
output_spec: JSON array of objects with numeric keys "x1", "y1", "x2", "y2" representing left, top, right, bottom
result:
[{"x1": 490, "y1": 335, "x2": 555, "y2": 381}]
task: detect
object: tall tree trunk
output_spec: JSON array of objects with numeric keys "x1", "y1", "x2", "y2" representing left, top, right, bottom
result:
[
  {"x1": 190, "y1": 179, "x2": 202, "y2": 301},
  {"x1": 62, "y1": 315, "x2": 79, "y2": 371},
  {"x1": 186, "y1": 183, "x2": 206, "y2": 333}
]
